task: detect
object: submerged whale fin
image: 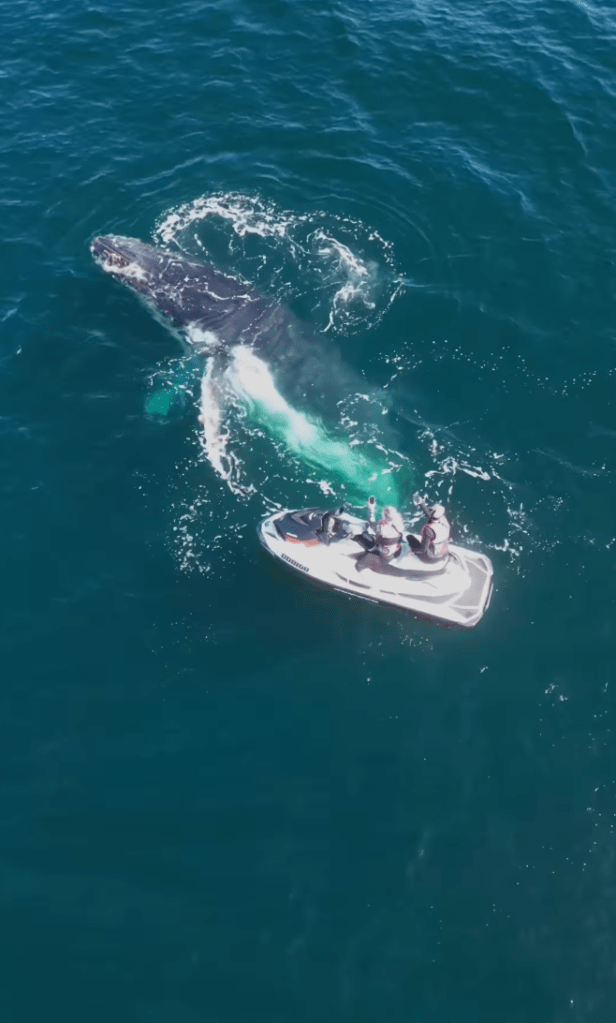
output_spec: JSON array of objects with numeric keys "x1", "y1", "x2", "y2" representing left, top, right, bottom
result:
[{"x1": 144, "y1": 358, "x2": 201, "y2": 417}]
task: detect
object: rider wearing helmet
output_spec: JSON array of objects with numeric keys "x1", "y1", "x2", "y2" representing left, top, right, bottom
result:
[{"x1": 418, "y1": 501, "x2": 450, "y2": 560}]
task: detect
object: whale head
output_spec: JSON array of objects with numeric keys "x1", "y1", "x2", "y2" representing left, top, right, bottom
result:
[
  {"x1": 90, "y1": 235, "x2": 164, "y2": 289},
  {"x1": 90, "y1": 234, "x2": 263, "y2": 339}
]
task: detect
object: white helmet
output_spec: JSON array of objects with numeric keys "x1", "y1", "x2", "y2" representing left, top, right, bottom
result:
[{"x1": 430, "y1": 503, "x2": 445, "y2": 520}]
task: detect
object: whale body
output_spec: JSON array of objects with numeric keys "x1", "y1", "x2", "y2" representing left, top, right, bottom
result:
[
  {"x1": 90, "y1": 234, "x2": 407, "y2": 504},
  {"x1": 90, "y1": 235, "x2": 366, "y2": 409},
  {"x1": 92, "y1": 235, "x2": 282, "y2": 344}
]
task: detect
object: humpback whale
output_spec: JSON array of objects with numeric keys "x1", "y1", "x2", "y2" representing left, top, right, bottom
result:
[
  {"x1": 91, "y1": 235, "x2": 366, "y2": 405},
  {"x1": 92, "y1": 235, "x2": 278, "y2": 344},
  {"x1": 90, "y1": 235, "x2": 406, "y2": 502}
]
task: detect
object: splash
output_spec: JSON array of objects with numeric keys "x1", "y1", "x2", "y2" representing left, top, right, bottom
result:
[{"x1": 155, "y1": 192, "x2": 402, "y2": 336}]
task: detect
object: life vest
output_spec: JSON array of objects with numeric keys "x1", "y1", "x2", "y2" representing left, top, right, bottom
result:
[
  {"x1": 376, "y1": 518, "x2": 402, "y2": 555},
  {"x1": 421, "y1": 517, "x2": 450, "y2": 558}
]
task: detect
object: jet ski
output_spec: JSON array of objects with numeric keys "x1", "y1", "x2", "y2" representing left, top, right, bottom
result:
[{"x1": 258, "y1": 504, "x2": 494, "y2": 627}]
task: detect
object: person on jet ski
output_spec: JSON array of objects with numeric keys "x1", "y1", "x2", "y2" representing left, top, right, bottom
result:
[
  {"x1": 364, "y1": 498, "x2": 405, "y2": 561},
  {"x1": 376, "y1": 505, "x2": 405, "y2": 560},
  {"x1": 416, "y1": 500, "x2": 451, "y2": 560}
]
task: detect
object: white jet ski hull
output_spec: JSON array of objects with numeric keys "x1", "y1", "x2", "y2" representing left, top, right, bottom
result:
[{"x1": 258, "y1": 508, "x2": 494, "y2": 628}]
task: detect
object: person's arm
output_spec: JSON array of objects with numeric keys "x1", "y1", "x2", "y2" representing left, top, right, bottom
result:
[
  {"x1": 419, "y1": 524, "x2": 433, "y2": 554},
  {"x1": 352, "y1": 496, "x2": 377, "y2": 547}
]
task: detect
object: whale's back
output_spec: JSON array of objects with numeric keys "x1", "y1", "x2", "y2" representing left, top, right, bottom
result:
[{"x1": 91, "y1": 235, "x2": 275, "y2": 343}]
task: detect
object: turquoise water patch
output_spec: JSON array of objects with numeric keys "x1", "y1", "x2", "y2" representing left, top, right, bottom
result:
[
  {"x1": 225, "y1": 345, "x2": 411, "y2": 506},
  {"x1": 144, "y1": 359, "x2": 199, "y2": 417},
  {"x1": 250, "y1": 399, "x2": 405, "y2": 506}
]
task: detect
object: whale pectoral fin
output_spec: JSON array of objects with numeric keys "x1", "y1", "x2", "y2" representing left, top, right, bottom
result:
[
  {"x1": 145, "y1": 388, "x2": 175, "y2": 416},
  {"x1": 198, "y1": 353, "x2": 234, "y2": 480},
  {"x1": 198, "y1": 352, "x2": 225, "y2": 421}
]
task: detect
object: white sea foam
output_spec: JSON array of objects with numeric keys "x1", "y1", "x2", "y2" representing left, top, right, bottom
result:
[
  {"x1": 186, "y1": 325, "x2": 222, "y2": 350},
  {"x1": 155, "y1": 191, "x2": 401, "y2": 336},
  {"x1": 157, "y1": 193, "x2": 298, "y2": 243}
]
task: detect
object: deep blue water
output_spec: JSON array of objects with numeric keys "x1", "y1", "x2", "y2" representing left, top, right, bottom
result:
[{"x1": 2, "y1": 0, "x2": 616, "y2": 1020}]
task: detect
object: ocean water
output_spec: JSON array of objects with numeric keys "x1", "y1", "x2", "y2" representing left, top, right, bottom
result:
[{"x1": 2, "y1": 0, "x2": 616, "y2": 1020}]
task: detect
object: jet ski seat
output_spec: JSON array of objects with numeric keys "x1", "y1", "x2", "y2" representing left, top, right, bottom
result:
[{"x1": 354, "y1": 547, "x2": 450, "y2": 578}]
